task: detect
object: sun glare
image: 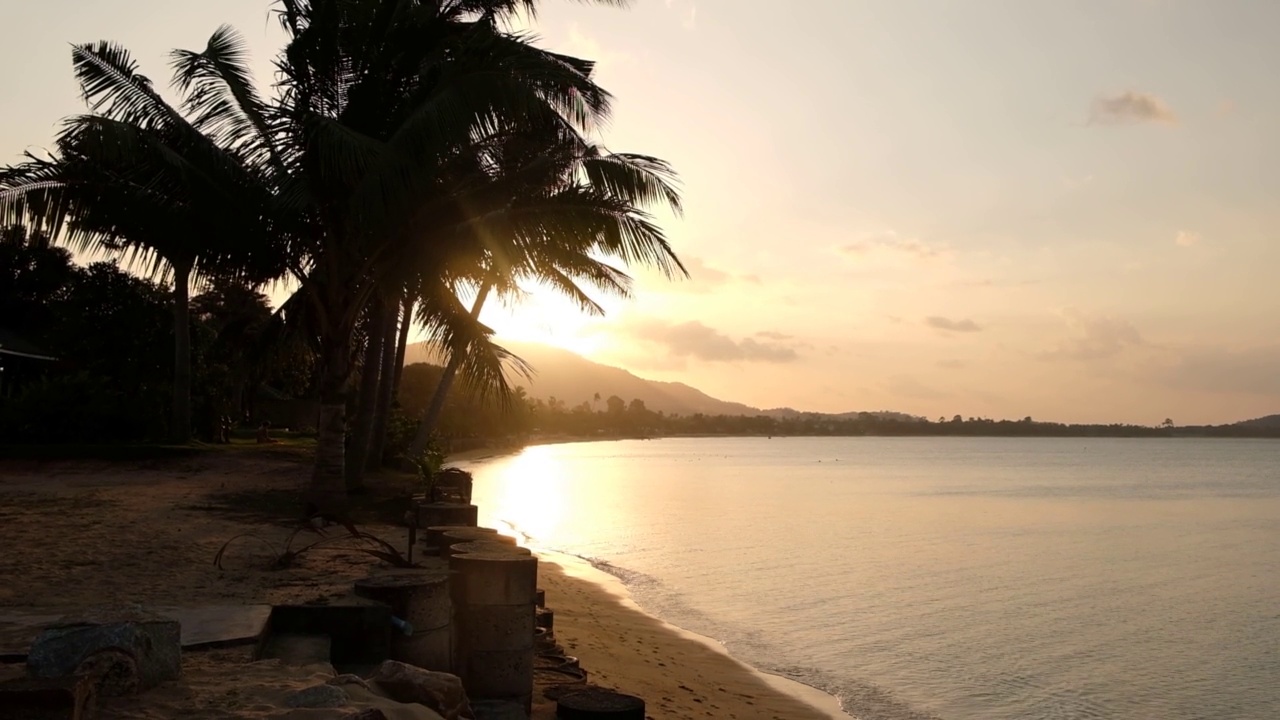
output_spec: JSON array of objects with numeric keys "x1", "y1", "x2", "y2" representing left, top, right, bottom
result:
[
  {"x1": 480, "y1": 287, "x2": 613, "y2": 358},
  {"x1": 471, "y1": 446, "x2": 567, "y2": 545}
]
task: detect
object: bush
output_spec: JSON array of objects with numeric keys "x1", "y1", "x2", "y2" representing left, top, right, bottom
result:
[{"x1": 0, "y1": 372, "x2": 168, "y2": 444}]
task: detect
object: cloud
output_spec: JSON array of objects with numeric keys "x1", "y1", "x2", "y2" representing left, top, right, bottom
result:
[
  {"x1": 1159, "y1": 345, "x2": 1280, "y2": 396},
  {"x1": 937, "y1": 359, "x2": 968, "y2": 369},
  {"x1": 958, "y1": 278, "x2": 1040, "y2": 289},
  {"x1": 631, "y1": 319, "x2": 800, "y2": 364},
  {"x1": 1088, "y1": 91, "x2": 1178, "y2": 126},
  {"x1": 841, "y1": 232, "x2": 942, "y2": 260},
  {"x1": 666, "y1": 256, "x2": 760, "y2": 294},
  {"x1": 682, "y1": 256, "x2": 731, "y2": 285},
  {"x1": 884, "y1": 376, "x2": 951, "y2": 400},
  {"x1": 1041, "y1": 309, "x2": 1143, "y2": 360},
  {"x1": 665, "y1": 0, "x2": 697, "y2": 30},
  {"x1": 925, "y1": 316, "x2": 983, "y2": 333},
  {"x1": 755, "y1": 330, "x2": 794, "y2": 341},
  {"x1": 1175, "y1": 230, "x2": 1200, "y2": 247}
]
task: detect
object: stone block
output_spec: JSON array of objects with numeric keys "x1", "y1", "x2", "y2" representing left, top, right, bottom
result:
[
  {"x1": 26, "y1": 608, "x2": 180, "y2": 695},
  {"x1": 0, "y1": 674, "x2": 95, "y2": 720},
  {"x1": 368, "y1": 660, "x2": 474, "y2": 720}
]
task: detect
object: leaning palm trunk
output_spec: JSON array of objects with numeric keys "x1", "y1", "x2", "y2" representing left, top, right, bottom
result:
[
  {"x1": 391, "y1": 297, "x2": 414, "y2": 396},
  {"x1": 407, "y1": 284, "x2": 492, "y2": 459},
  {"x1": 170, "y1": 260, "x2": 193, "y2": 444},
  {"x1": 367, "y1": 301, "x2": 402, "y2": 471}
]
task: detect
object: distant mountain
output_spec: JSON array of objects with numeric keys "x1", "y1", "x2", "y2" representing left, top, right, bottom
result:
[
  {"x1": 402, "y1": 339, "x2": 768, "y2": 417},
  {"x1": 1233, "y1": 414, "x2": 1280, "y2": 429}
]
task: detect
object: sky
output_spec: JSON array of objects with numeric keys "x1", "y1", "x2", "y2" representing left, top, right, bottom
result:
[{"x1": 4, "y1": 0, "x2": 1280, "y2": 425}]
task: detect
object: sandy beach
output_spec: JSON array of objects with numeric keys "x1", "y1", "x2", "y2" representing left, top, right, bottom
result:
[{"x1": 0, "y1": 446, "x2": 841, "y2": 719}]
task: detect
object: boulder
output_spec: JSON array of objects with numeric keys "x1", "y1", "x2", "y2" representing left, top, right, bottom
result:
[
  {"x1": 369, "y1": 660, "x2": 474, "y2": 720},
  {"x1": 26, "y1": 607, "x2": 180, "y2": 696},
  {"x1": 285, "y1": 682, "x2": 349, "y2": 708}
]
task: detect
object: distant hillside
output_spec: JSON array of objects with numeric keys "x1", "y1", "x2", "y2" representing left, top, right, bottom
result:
[
  {"x1": 402, "y1": 339, "x2": 767, "y2": 417},
  {"x1": 1234, "y1": 414, "x2": 1280, "y2": 429}
]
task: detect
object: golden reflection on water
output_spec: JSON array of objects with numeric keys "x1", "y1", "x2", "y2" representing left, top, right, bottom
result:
[{"x1": 474, "y1": 446, "x2": 567, "y2": 544}]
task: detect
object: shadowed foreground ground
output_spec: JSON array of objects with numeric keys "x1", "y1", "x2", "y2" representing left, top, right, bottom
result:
[{"x1": 0, "y1": 447, "x2": 838, "y2": 719}]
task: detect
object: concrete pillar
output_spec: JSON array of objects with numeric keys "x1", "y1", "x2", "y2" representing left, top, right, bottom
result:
[
  {"x1": 444, "y1": 540, "x2": 530, "y2": 561},
  {"x1": 414, "y1": 502, "x2": 478, "y2": 529},
  {"x1": 440, "y1": 531, "x2": 518, "y2": 559},
  {"x1": 423, "y1": 525, "x2": 497, "y2": 555},
  {"x1": 449, "y1": 548, "x2": 538, "y2": 715},
  {"x1": 353, "y1": 571, "x2": 452, "y2": 672}
]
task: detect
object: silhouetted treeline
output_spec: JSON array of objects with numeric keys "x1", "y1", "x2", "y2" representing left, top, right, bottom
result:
[{"x1": 502, "y1": 396, "x2": 1280, "y2": 441}]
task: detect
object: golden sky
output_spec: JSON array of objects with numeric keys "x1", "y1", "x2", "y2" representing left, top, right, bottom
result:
[{"x1": 5, "y1": 0, "x2": 1280, "y2": 425}]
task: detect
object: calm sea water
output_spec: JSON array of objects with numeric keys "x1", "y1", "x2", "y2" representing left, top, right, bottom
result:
[{"x1": 459, "y1": 437, "x2": 1280, "y2": 720}]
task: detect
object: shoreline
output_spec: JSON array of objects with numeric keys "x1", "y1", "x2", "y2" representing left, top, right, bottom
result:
[
  {"x1": 455, "y1": 444, "x2": 850, "y2": 719},
  {"x1": 540, "y1": 548, "x2": 850, "y2": 719}
]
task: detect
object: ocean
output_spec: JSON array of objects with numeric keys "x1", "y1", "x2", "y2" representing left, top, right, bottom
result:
[{"x1": 458, "y1": 437, "x2": 1280, "y2": 720}]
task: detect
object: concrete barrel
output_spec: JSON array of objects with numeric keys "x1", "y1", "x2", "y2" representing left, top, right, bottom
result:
[
  {"x1": 535, "y1": 607, "x2": 553, "y2": 632},
  {"x1": 445, "y1": 538, "x2": 529, "y2": 561},
  {"x1": 415, "y1": 502, "x2": 478, "y2": 529},
  {"x1": 556, "y1": 687, "x2": 646, "y2": 720},
  {"x1": 353, "y1": 571, "x2": 452, "y2": 671},
  {"x1": 439, "y1": 529, "x2": 517, "y2": 558},
  {"x1": 424, "y1": 525, "x2": 497, "y2": 555},
  {"x1": 449, "y1": 549, "x2": 538, "y2": 713},
  {"x1": 431, "y1": 468, "x2": 474, "y2": 504}
]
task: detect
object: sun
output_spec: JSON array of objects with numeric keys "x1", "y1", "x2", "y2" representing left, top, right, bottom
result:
[{"x1": 478, "y1": 284, "x2": 616, "y2": 358}]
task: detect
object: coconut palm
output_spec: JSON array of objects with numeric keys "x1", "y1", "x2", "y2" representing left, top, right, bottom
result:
[
  {"x1": 0, "y1": 37, "x2": 281, "y2": 443},
  {"x1": 403, "y1": 127, "x2": 686, "y2": 459},
  {"x1": 255, "y1": 0, "x2": 648, "y2": 514}
]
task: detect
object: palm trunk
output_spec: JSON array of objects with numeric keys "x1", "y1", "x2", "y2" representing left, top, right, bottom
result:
[
  {"x1": 391, "y1": 296, "x2": 414, "y2": 396},
  {"x1": 367, "y1": 301, "x2": 402, "y2": 470},
  {"x1": 307, "y1": 334, "x2": 352, "y2": 518},
  {"x1": 407, "y1": 284, "x2": 491, "y2": 459},
  {"x1": 170, "y1": 260, "x2": 192, "y2": 445},
  {"x1": 345, "y1": 303, "x2": 386, "y2": 492}
]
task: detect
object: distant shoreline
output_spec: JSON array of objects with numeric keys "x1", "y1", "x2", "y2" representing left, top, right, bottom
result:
[{"x1": 443, "y1": 430, "x2": 1280, "y2": 467}]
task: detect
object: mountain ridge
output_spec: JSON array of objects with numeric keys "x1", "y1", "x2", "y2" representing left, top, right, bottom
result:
[{"x1": 403, "y1": 339, "x2": 921, "y2": 420}]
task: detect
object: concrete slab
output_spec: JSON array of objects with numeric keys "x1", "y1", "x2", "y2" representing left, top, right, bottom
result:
[{"x1": 0, "y1": 605, "x2": 272, "y2": 661}]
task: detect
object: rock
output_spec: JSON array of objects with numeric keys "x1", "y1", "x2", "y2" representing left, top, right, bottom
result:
[
  {"x1": 329, "y1": 673, "x2": 372, "y2": 691},
  {"x1": 285, "y1": 683, "x2": 349, "y2": 708},
  {"x1": 26, "y1": 607, "x2": 180, "y2": 696},
  {"x1": 369, "y1": 660, "x2": 474, "y2": 720},
  {"x1": 343, "y1": 711, "x2": 389, "y2": 720}
]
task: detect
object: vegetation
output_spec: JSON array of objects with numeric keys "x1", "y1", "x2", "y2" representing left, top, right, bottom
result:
[{"x1": 0, "y1": 0, "x2": 686, "y2": 516}]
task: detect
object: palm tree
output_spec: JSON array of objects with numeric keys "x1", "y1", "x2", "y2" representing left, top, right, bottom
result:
[
  {"x1": 262, "y1": 0, "x2": 649, "y2": 515},
  {"x1": 0, "y1": 36, "x2": 280, "y2": 444},
  {"x1": 404, "y1": 129, "x2": 686, "y2": 458}
]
